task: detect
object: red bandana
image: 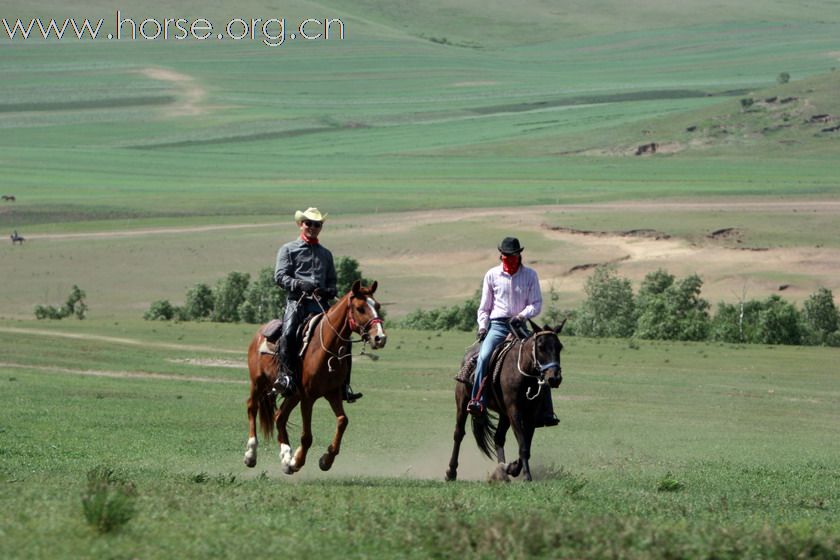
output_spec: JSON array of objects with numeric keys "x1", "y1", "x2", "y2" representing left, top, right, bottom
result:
[
  {"x1": 300, "y1": 233, "x2": 320, "y2": 245},
  {"x1": 501, "y1": 254, "x2": 521, "y2": 275}
]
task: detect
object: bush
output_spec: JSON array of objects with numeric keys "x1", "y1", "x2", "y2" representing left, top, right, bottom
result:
[
  {"x1": 81, "y1": 466, "x2": 137, "y2": 534},
  {"x1": 402, "y1": 290, "x2": 479, "y2": 331},
  {"x1": 34, "y1": 285, "x2": 88, "y2": 320},
  {"x1": 238, "y1": 268, "x2": 285, "y2": 324},
  {"x1": 803, "y1": 287, "x2": 839, "y2": 345},
  {"x1": 636, "y1": 273, "x2": 710, "y2": 341},
  {"x1": 144, "y1": 299, "x2": 175, "y2": 321},
  {"x1": 756, "y1": 295, "x2": 803, "y2": 345},
  {"x1": 574, "y1": 266, "x2": 635, "y2": 338},
  {"x1": 212, "y1": 271, "x2": 250, "y2": 323},
  {"x1": 183, "y1": 282, "x2": 214, "y2": 320}
]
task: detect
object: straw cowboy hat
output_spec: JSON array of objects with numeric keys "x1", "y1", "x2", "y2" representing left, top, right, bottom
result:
[{"x1": 294, "y1": 207, "x2": 328, "y2": 223}]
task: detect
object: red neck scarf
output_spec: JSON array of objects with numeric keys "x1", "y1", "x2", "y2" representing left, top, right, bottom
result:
[
  {"x1": 300, "y1": 233, "x2": 320, "y2": 245},
  {"x1": 501, "y1": 254, "x2": 521, "y2": 275}
]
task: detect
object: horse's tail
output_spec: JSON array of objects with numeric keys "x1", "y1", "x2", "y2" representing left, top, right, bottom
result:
[
  {"x1": 248, "y1": 332, "x2": 277, "y2": 439},
  {"x1": 258, "y1": 392, "x2": 276, "y2": 439},
  {"x1": 471, "y1": 411, "x2": 497, "y2": 460}
]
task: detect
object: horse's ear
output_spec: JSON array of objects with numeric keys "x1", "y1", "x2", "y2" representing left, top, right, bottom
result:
[
  {"x1": 351, "y1": 280, "x2": 362, "y2": 297},
  {"x1": 369, "y1": 280, "x2": 377, "y2": 295},
  {"x1": 555, "y1": 318, "x2": 567, "y2": 334},
  {"x1": 528, "y1": 319, "x2": 540, "y2": 332}
]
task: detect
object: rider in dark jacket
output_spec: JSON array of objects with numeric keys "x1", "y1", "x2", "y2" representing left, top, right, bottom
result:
[{"x1": 271, "y1": 207, "x2": 362, "y2": 402}]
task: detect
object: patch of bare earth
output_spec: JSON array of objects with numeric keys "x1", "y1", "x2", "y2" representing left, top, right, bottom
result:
[{"x1": 135, "y1": 67, "x2": 208, "y2": 117}]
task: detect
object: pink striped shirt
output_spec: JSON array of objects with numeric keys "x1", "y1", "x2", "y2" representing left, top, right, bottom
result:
[{"x1": 477, "y1": 264, "x2": 542, "y2": 330}]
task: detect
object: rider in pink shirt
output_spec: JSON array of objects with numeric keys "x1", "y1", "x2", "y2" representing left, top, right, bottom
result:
[{"x1": 467, "y1": 237, "x2": 559, "y2": 427}]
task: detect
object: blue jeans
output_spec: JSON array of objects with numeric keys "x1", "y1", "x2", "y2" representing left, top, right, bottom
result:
[{"x1": 470, "y1": 321, "x2": 510, "y2": 404}]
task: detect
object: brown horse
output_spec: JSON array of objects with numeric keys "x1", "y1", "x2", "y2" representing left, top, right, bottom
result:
[
  {"x1": 446, "y1": 320, "x2": 565, "y2": 482},
  {"x1": 244, "y1": 280, "x2": 386, "y2": 475}
]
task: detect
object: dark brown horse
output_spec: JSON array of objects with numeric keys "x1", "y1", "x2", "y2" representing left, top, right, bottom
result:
[
  {"x1": 244, "y1": 280, "x2": 386, "y2": 474},
  {"x1": 446, "y1": 320, "x2": 565, "y2": 482}
]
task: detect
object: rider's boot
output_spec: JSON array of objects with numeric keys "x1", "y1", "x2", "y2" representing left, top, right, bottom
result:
[
  {"x1": 269, "y1": 339, "x2": 298, "y2": 399},
  {"x1": 343, "y1": 359, "x2": 363, "y2": 403},
  {"x1": 535, "y1": 389, "x2": 559, "y2": 428}
]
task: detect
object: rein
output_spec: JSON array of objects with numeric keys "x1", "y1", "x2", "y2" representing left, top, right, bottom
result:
[
  {"x1": 515, "y1": 332, "x2": 560, "y2": 401},
  {"x1": 312, "y1": 293, "x2": 381, "y2": 371}
]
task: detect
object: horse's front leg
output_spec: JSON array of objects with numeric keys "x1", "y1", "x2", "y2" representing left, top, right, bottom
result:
[
  {"x1": 276, "y1": 394, "x2": 301, "y2": 475},
  {"x1": 318, "y1": 389, "x2": 348, "y2": 471},
  {"x1": 446, "y1": 384, "x2": 470, "y2": 481},
  {"x1": 289, "y1": 398, "x2": 314, "y2": 473}
]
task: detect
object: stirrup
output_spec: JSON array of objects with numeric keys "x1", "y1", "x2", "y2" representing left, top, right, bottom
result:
[
  {"x1": 343, "y1": 385, "x2": 363, "y2": 403},
  {"x1": 273, "y1": 374, "x2": 296, "y2": 398},
  {"x1": 466, "y1": 400, "x2": 484, "y2": 415}
]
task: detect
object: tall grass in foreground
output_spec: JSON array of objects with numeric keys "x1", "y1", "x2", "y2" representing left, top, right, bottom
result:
[{"x1": 81, "y1": 466, "x2": 137, "y2": 533}]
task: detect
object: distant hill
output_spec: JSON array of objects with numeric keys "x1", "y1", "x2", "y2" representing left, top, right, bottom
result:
[{"x1": 584, "y1": 71, "x2": 840, "y2": 158}]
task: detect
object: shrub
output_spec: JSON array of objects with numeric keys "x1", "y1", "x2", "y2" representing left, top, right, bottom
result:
[
  {"x1": 574, "y1": 266, "x2": 635, "y2": 338},
  {"x1": 803, "y1": 287, "x2": 839, "y2": 345},
  {"x1": 636, "y1": 273, "x2": 710, "y2": 341},
  {"x1": 777, "y1": 71, "x2": 791, "y2": 84},
  {"x1": 144, "y1": 299, "x2": 175, "y2": 321},
  {"x1": 34, "y1": 285, "x2": 88, "y2": 320},
  {"x1": 756, "y1": 295, "x2": 803, "y2": 345},
  {"x1": 183, "y1": 282, "x2": 214, "y2": 320},
  {"x1": 212, "y1": 271, "x2": 250, "y2": 323},
  {"x1": 81, "y1": 466, "x2": 137, "y2": 533},
  {"x1": 239, "y1": 268, "x2": 285, "y2": 324}
]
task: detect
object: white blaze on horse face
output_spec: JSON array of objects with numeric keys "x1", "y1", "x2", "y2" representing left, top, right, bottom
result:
[{"x1": 366, "y1": 297, "x2": 386, "y2": 345}]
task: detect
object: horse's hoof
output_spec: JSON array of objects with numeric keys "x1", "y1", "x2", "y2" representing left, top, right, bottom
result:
[
  {"x1": 506, "y1": 461, "x2": 523, "y2": 478},
  {"x1": 318, "y1": 454, "x2": 334, "y2": 471},
  {"x1": 244, "y1": 454, "x2": 257, "y2": 468},
  {"x1": 445, "y1": 470, "x2": 457, "y2": 482},
  {"x1": 281, "y1": 463, "x2": 295, "y2": 476}
]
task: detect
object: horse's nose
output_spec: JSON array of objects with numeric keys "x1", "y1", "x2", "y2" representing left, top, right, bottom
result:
[
  {"x1": 374, "y1": 334, "x2": 387, "y2": 348},
  {"x1": 548, "y1": 368, "x2": 562, "y2": 388}
]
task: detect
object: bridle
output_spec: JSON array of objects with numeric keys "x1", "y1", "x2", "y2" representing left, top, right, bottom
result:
[
  {"x1": 516, "y1": 331, "x2": 561, "y2": 400},
  {"x1": 313, "y1": 292, "x2": 384, "y2": 371}
]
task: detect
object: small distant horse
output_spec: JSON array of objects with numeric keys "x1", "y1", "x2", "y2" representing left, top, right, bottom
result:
[
  {"x1": 446, "y1": 320, "x2": 565, "y2": 482},
  {"x1": 244, "y1": 280, "x2": 387, "y2": 475},
  {"x1": 1, "y1": 195, "x2": 15, "y2": 202},
  {"x1": 10, "y1": 232, "x2": 24, "y2": 245}
]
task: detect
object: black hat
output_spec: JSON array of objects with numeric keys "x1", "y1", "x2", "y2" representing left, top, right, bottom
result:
[{"x1": 498, "y1": 237, "x2": 524, "y2": 255}]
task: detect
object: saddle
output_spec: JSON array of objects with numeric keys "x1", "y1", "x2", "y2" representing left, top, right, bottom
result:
[
  {"x1": 455, "y1": 335, "x2": 517, "y2": 387},
  {"x1": 258, "y1": 313, "x2": 324, "y2": 356}
]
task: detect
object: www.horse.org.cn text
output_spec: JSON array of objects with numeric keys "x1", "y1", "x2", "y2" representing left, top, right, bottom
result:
[{"x1": 1, "y1": 12, "x2": 347, "y2": 47}]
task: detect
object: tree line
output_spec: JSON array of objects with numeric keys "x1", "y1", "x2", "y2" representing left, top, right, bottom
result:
[
  {"x1": 402, "y1": 266, "x2": 840, "y2": 347},
  {"x1": 143, "y1": 257, "x2": 373, "y2": 323}
]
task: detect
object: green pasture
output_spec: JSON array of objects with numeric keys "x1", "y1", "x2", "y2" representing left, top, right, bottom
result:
[{"x1": 1, "y1": 322, "x2": 838, "y2": 558}]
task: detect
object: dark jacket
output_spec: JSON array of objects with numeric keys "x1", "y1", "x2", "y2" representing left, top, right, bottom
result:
[{"x1": 274, "y1": 238, "x2": 338, "y2": 300}]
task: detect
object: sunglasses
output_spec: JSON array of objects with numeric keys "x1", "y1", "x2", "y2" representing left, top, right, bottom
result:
[{"x1": 303, "y1": 220, "x2": 323, "y2": 228}]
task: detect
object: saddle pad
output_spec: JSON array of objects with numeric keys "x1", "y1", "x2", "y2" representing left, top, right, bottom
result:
[
  {"x1": 261, "y1": 319, "x2": 283, "y2": 342},
  {"x1": 455, "y1": 338, "x2": 516, "y2": 386}
]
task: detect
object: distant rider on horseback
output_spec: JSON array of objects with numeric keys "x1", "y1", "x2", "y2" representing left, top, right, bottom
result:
[
  {"x1": 271, "y1": 207, "x2": 363, "y2": 403},
  {"x1": 467, "y1": 237, "x2": 559, "y2": 426}
]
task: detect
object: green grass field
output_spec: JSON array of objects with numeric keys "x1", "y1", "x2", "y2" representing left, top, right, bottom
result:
[
  {"x1": 2, "y1": 0, "x2": 840, "y2": 556},
  {"x1": 1, "y1": 323, "x2": 838, "y2": 558}
]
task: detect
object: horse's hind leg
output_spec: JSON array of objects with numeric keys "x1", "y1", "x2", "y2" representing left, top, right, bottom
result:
[
  {"x1": 446, "y1": 384, "x2": 470, "y2": 481},
  {"x1": 318, "y1": 390, "x2": 348, "y2": 471},
  {"x1": 495, "y1": 414, "x2": 510, "y2": 467},
  {"x1": 276, "y1": 395, "x2": 301, "y2": 475},
  {"x1": 243, "y1": 387, "x2": 259, "y2": 468},
  {"x1": 288, "y1": 398, "x2": 314, "y2": 473}
]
